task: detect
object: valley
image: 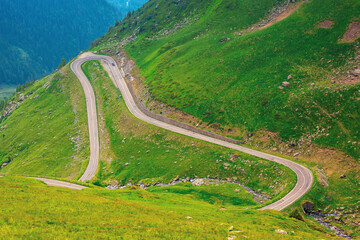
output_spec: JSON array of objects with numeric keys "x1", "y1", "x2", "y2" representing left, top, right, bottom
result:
[{"x1": 0, "y1": 0, "x2": 147, "y2": 87}]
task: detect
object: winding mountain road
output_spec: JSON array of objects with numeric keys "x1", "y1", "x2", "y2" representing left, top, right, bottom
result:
[
  {"x1": 70, "y1": 52, "x2": 313, "y2": 211},
  {"x1": 71, "y1": 57, "x2": 100, "y2": 182}
]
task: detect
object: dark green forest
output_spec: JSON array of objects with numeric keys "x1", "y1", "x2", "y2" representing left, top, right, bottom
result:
[{"x1": 0, "y1": 0, "x2": 146, "y2": 86}]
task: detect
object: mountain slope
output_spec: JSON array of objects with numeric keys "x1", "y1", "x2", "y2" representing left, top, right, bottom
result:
[
  {"x1": 80, "y1": 59, "x2": 296, "y2": 201},
  {"x1": 97, "y1": 0, "x2": 360, "y2": 160},
  {"x1": 0, "y1": 176, "x2": 337, "y2": 239},
  {"x1": 0, "y1": 66, "x2": 89, "y2": 179},
  {"x1": 0, "y1": 0, "x2": 359, "y2": 237},
  {"x1": 0, "y1": 58, "x2": 297, "y2": 205},
  {"x1": 91, "y1": 0, "x2": 360, "y2": 236},
  {"x1": 0, "y1": 0, "x2": 147, "y2": 86}
]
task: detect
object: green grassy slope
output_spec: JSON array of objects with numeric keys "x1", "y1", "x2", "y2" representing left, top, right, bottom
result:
[
  {"x1": 91, "y1": 0, "x2": 360, "y2": 236},
  {"x1": 82, "y1": 60, "x2": 296, "y2": 202},
  {"x1": 0, "y1": 176, "x2": 336, "y2": 239},
  {"x1": 0, "y1": 66, "x2": 89, "y2": 179},
  {"x1": 97, "y1": 0, "x2": 360, "y2": 160}
]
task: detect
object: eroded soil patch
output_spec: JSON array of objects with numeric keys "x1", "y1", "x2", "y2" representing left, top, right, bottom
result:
[
  {"x1": 318, "y1": 20, "x2": 333, "y2": 29},
  {"x1": 258, "y1": 1, "x2": 305, "y2": 30},
  {"x1": 341, "y1": 21, "x2": 360, "y2": 43}
]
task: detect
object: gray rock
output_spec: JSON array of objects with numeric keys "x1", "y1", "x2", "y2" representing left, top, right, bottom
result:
[
  {"x1": 282, "y1": 81, "x2": 290, "y2": 87},
  {"x1": 352, "y1": 68, "x2": 360, "y2": 76},
  {"x1": 219, "y1": 37, "x2": 230, "y2": 43},
  {"x1": 275, "y1": 229, "x2": 287, "y2": 235},
  {"x1": 223, "y1": 162, "x2": 230, "y2": 169},
  {"x1": 191, "y1": 179, "x2": 204, "y2": 186}
]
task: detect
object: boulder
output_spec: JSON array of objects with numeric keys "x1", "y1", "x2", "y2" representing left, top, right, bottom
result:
[
  {"x1": 223, "y1": 163, "x2": 230, "y2": 169},
  {"x1": 302, "y1": 201, "x2": 314, "y2": 213},
  {"x1": 275, "y1": 229, "x2": 287, "y2": 235},
  {"x1": 191, "y1": 179, "x2": 205, "y2": 186},
  {"x1": 19, "y1": 94, "x2": 25, "y2": 102},
  {"x1": 353, "y1": 68, "x2": 360, "y2": 76},
  {"x1": 282, "y1": 81, "x2": 290, "y2": 87},
  {"x1": 219, "y1": 38, "x2": 230, "y2": 43}
]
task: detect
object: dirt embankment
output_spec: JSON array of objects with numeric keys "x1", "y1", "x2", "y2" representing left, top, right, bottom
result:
[
  {"x1": 318, "y1": 20, "x2": 333, "y2": 29},
  {"x1": 258, "y1": 1, "x2": 305, "y2": 30},
  {"x1": 233, "y1": 0, "x2": 305, "y2": 36}
]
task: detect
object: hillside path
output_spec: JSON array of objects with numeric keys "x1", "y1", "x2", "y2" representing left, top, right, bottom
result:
[{"x1": 71, "y1": 52, "x2": 313, "y2": 211}]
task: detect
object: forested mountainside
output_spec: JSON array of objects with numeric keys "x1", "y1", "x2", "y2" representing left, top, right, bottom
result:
[{"x1": 0, "y1": 0, "x2": 146, "y2": 87}]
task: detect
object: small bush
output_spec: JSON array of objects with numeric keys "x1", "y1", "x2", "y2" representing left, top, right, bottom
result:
[{"x1": 289, "y1": 208, "x2": 305, "y2": 222}]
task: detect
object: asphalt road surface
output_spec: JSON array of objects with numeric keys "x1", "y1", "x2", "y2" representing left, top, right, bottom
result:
[
  {"x1": 71, "y1": 52, "x2": 313, "y2": 211},
  {"x1": 71, "y1": 58, "x2": 100, "y2": 182},
  {"x1": 34, "y1": 178, "x2": 88, "y2": 190}
]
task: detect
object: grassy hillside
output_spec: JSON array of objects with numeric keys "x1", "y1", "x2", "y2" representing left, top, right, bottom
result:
[
  {"x1": 0, "y1": 0, "x2": 358, "y2": 237},
  {"x1": 0, "y1": 66, "x2": 89, "y2": 179},
  {"x1": 82, "y1": 60, "x2": 296, "y2": 202},
  {"x1": 0, "y1": 176, "x2": 337, "y2": 239},
  {"x1": 84, "y1": 57, "x2": 360, "y2": 238},
  {"x1": 96, "y1": 0, "x2": 360, "y2": 160},
  {"x1": 90, "y1": 0, "x2": 360, "y2": 236}
]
